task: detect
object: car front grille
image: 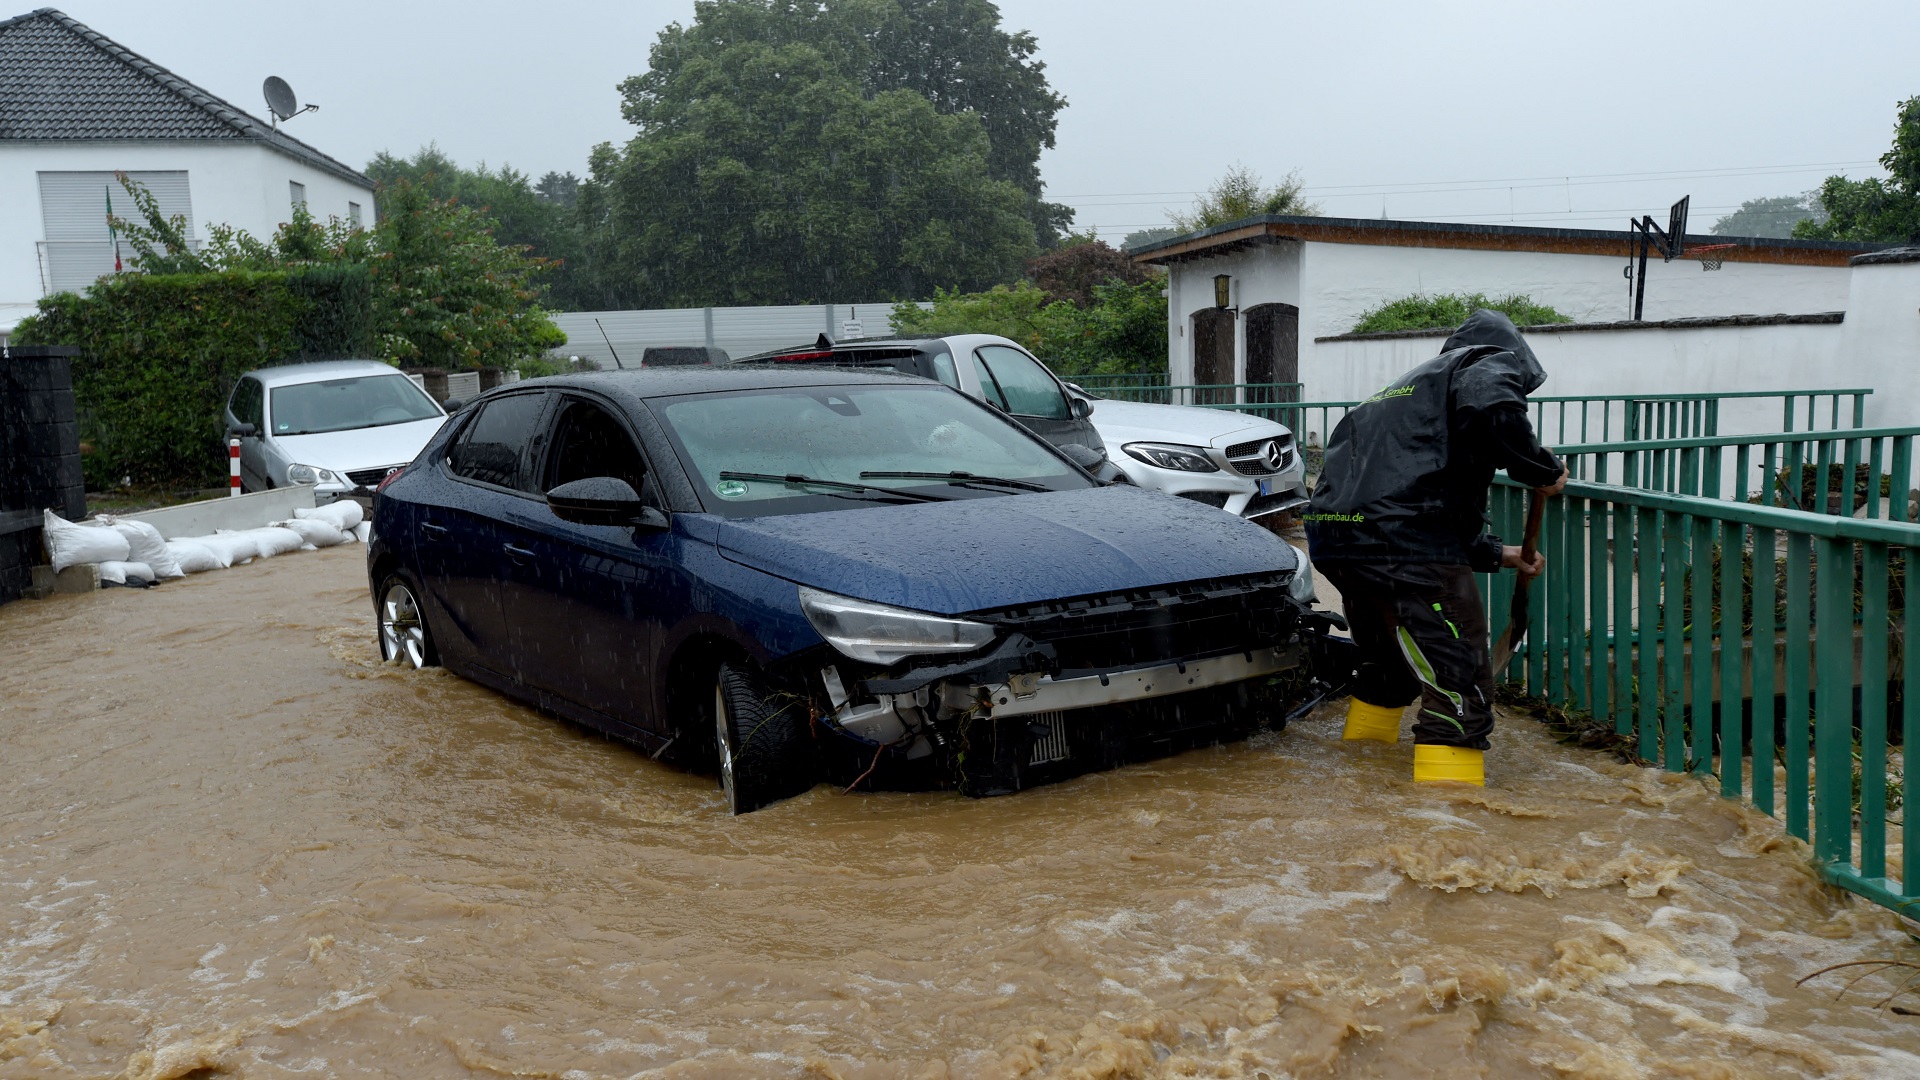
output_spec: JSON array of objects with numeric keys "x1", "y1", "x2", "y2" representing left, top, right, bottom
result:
[
  {"x1": 976, "y1": 572, "x2": 1300, "y2": 675},
  {"x1": 346, "y1": 466, "x2": 401, "y2": 487},
  {"x1": 1222, "y1": 436, "x2": 1294, "y2": 477}
]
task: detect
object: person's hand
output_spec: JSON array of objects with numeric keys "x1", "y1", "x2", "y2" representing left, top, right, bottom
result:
[
  {"x1": 1502, "y1": 545, "x2": 1546, "y2": 578},
  {"x1": 1542, "y1": 461, "x2": 1570, "y2": 497}
]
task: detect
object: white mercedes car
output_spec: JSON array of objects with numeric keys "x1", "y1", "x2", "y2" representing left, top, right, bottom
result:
[
  {"x1": 225, "y1": 360, "x2": 449, "y2": 503},
  {"x1": 737, "y1": 334, "x2": 1310, "y2": 522}
]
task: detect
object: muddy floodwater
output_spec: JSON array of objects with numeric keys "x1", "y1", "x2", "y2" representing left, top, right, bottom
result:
[{"x1": 3, "y1": 545, "x2": 1918, "y2": 1078}]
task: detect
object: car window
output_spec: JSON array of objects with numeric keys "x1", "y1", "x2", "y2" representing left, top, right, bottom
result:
[
  {"x1": 269, "y1": 374, "x2": 442, "y2": 436},
  {"x1": 975, "y1": 345, "x2": 1069, "y2": 420},
  {"x1": 447, "y1": 393, "x2": 547, "y2": 493},
  {"x1": 924, "y1": 345, "x2": 960, "y2": 389},
  {"x1": 230, "y1": 377, "x2": 263, "y2": 430},
  {"x1": 544, "y1": 398, "x2": 650, "y2": 496},
  {"x1": 652, "y1": 383, "x2": 1091, "y2": 517},
  {"x1": 969, "y1": 352, "x2": 1008, "y2": 410}
]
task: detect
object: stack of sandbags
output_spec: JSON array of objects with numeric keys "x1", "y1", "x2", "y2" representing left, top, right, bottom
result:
[{"x1": 39, "y1": 500, "x2": 370, "y2": 590}]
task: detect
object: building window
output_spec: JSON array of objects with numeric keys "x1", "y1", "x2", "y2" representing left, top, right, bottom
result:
[
  {"x1": 289, "y1": 181, "x2": 306, "y2": 210},
  {"x1": 348, "y1": 201, "x2": 362, "y2": 228}
]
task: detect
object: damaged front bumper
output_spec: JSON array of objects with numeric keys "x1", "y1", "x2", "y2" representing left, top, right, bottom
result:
[{"x1": 805, "y1": 574, "x2": 1323, "y2": 776}]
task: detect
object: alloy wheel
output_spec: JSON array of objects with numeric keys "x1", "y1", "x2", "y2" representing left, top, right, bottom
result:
[{"x1": 380, "y1": 583, "x2": 430, "y2": 668}]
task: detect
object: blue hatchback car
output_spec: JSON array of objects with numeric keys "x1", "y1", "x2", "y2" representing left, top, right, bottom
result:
[{"x1": 367, "y1": 367, "x2": 1327, "y2": 812}]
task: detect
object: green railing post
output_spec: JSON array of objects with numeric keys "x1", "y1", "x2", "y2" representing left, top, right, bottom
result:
[
  {"x1": 1784, "y1": 533, "x2": 1813, "y2": 839},
  {"x1": 1812, "y1": 536, "x2": 1856, "y2": 866},
  {"x1": 1858, "y1": 544, "x2": 1889, "y2": 880},
  {"x1": 1719, "y1": 518, "x2": 1746, "y2": 798},
  {"x1": 1691, "y1": 513, "x2": 1717, "y2": 774},
  {"x1": 1662, "y1": 512, "x2": 1688, "y2": 770},
  {"x1": 1752, "y1": 525, "x2": 1778, "y2": 818},
  {"x1": 1905, "y1": 563, "x2": 1919, "y2": 894},
  {"x1": 1613, "y1": 504, "x2": 1634, "y2": 736},
  {"x1": 1638, "y1": 506, "x2": 1660, "y2": 759}
]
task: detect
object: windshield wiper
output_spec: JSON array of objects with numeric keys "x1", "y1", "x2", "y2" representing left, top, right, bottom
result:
[
  {"x1": 861, "y1": 470, "x2": 1050, "y2": 492},
  {"x1": 717, "y1": 471, "x2": 948, "y2": 503}
]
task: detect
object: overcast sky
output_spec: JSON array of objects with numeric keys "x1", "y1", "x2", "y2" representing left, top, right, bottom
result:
[{"x1": 50, "y1": 0, "x2": 1919, "y2": 240}]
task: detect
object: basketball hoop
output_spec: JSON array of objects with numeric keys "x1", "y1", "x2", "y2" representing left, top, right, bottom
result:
[{"x1": 1687, "y1": 243, "x2": 1736, "y2": 271}]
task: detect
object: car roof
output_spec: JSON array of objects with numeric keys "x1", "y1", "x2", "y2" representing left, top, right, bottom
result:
[
  {"x1": 243, "y1": 360, "x2": 407, "y2": 387},
  {"x1": 734, "y1": 332, "x2": 1026, "y2": 363},
  {"x1": 483, "y1": 364, "x2": 932, "y2": 411}
]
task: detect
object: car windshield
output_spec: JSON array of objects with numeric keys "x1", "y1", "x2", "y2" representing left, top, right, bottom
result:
[
  {"x1": 653, "y1": 383, "x2": 1092, "y2": 516},
  {"x1": 269, "y1": 374, "x2": 443, "y2": 436}
]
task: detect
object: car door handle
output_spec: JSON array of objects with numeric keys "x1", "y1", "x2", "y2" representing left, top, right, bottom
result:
[
  {"x1": 420, "y1": 522, "x2": 449, "y2": 537},
  {"x1": 503, "y1": 543, "x2": 534, "y2": 562}
]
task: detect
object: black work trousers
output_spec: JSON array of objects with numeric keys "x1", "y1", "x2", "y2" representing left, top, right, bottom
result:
[{"x1": 1319, "y1": 562, "x2": 1495, "y2": 750}]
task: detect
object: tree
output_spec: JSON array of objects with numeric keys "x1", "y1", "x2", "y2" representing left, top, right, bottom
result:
[
  {"x1": 1024, "y1": 237, "x2": 1156, "y2": 308},
  {"x1": 108, "y1": 171, "x2": 562, "y2": 369},
  {"x1": 890, "y1": 277, "x2": 1166, "y2": 376},
  {"x1": 1711, "y1": 194, "x2": 1822, "y2": 238},
  {"x1": 583, "y1": 15, "x2": 1039, "y2": 307},
  {"x1": 1795, "y1": 96, "x2": 1920, "y2": 244},
  {"x1": 1121, "y1": 226, "x2": 1178, "y2": 251},
  {"x1": 368, "y1": 146, "x2": 595, "y2": 308},
  {"x1": 1170, "y1": 164, "x2": 1319, "y2": 232}
]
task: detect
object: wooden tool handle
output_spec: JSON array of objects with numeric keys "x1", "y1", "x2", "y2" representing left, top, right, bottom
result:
[{"x1": 1518, "y1": 488, "x2": 1548, "y2": 562}]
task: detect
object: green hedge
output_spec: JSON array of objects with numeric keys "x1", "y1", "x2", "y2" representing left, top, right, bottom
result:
[
  {"x1": 1350, "y1": 292, "x2": 1570, "y2": 335},
  {"x1": 14, "y1": 267, "x2": 375, "y2": 489}
]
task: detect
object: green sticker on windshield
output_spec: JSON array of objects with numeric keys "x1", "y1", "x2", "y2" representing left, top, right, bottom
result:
[{"x1": 716, "y1": 479, "x2": 749, "y2": 499}]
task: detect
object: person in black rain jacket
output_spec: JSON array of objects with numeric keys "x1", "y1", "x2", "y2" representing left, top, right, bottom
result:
[{"x1": 1304, "y1": 309, "x2": 1567, "y2": 785}]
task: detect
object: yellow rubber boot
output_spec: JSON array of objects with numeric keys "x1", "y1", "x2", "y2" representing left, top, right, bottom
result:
[
  {"x1": 1413, "y1": 745, "x2": 1485, "y2": 786},
  {"x1": 1342, "y1": 699, "x2": 1403, "y2": 742}
]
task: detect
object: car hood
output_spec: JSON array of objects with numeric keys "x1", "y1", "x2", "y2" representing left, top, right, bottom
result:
[
  {"x1": 270, "y1": 417, "x2": 447, "y2": 472},
  {"x1": 1086, "y1": 397, "x2": 1286, "y2": 449},
  {"x1": 713, "y1": 485, "x2": 1299, "y2": 615}
]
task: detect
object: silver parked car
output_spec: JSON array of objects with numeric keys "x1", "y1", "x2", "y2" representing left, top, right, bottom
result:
[{"x1": 225, "y1": 361, "x2": 448, "y2": 502}]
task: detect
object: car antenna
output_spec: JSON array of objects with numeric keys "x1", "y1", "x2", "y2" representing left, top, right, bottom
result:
[{"x1": 595, "y1": 319, "x2": 626, "y2": 369}]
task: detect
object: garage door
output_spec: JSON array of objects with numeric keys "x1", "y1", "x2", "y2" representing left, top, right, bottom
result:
[{"x1": 37, "y1": 171, "x2": 194, "y2": 295}]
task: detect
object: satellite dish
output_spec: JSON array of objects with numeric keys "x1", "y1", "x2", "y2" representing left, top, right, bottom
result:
[{"x1": 263, "y1": 76, "x2": 299, "y2": 122}]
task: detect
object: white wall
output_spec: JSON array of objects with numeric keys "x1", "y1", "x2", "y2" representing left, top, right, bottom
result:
[
  {"x1": 0, "y1": 140, "x2": 373, "y2": 315},
  {"x1": 1837, "y1": 253, "x2": 1920, "y2": 430},
  {"x1": 1299, "y1": 241, "x2": 1849, "y2": 340},
  {"x1": 1303, "y1": 319, "x2": 1851, "y2": 446},
  {"x1": 1163, "y1": 236, "x2": 1853, "y2": 385},
  {"x1": 1164, "y1": 240, "x2": 1302, "y2": 383}
]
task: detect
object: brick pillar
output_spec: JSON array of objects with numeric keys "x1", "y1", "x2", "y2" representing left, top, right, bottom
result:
[{"x1": 1, "y1": 345, "x2": 85, "y2": 604}]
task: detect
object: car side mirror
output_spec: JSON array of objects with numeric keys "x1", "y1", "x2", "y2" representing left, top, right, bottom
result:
[
  {"x1": 1060, "y1": 443, "x2": 1106, "y2": 472},
  {"x1": 1069, "y1": 396, "x2": 1094, "y2": 420},
  {"x1": 227, "y1": 422, "x2": 257, "y2": 438},
  {"x1": 547, "y1": 476, "x2": 668, "y2": 530},
  {"x1": 442, "y1": 397, "x2": 466, "y2": 414}
]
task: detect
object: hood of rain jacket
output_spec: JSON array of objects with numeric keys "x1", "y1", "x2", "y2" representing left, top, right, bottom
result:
[{"x1": 1304, "y1": 310, "x2": 1553, "y2": 569}]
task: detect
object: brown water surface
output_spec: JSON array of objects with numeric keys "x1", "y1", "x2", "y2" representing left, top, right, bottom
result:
[{"x1": 2, "y1": 545, "x2": 1916, "y2": 1078}]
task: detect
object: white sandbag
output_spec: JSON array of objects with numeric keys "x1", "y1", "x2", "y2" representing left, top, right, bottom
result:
[
  {"x1": 203, "y1": 530, "x2": 262, "y2": 566},
  {"x1": 166, "y1": 539, "x2": 223, "y2": 574},
  {"x1": 97, "y1": 560, "x2": 154, "y2": 585},
  {"x1": 295, "y1": 500, "x2": 364, "y2": 531},
  {"x1": 42, "y1": 510, "x2": 131, "y2": 572},
  {"x1": 103, "y1": 517, "x2": 184, "y2": 579},
  {"x1": 243, "y1": 526, "x2": 306, "y2": 558},
  {"x1": 353, "y1": 521, "x2": 371, "y2": 544},
  {"x1": 275, "y1": 516, "x2": 347, "y2": 548}
]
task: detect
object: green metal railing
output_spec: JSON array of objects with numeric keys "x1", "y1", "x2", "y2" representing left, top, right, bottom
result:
[
  {"x1": 1077, "y1": 383, "x2": 1873, "y2": 446},
  {"x1": 1557, "y1": 427, "x2": 1920, "y2": 517},
  {"x1": 1483, "y1": 476, "x2": 1919, "y2": 915}
]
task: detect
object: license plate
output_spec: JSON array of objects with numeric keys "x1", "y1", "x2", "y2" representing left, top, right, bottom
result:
[{"x1": 1257, "y1": 478, "x2": 1274, "y2": 496}]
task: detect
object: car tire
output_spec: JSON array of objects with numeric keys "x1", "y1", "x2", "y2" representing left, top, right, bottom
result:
[
  {"x1": 713, "y1": 661, "x2": 815, "y2": 814},
  {"x1": 377, "y1": 572, "x2": 439, "y2": 669}
]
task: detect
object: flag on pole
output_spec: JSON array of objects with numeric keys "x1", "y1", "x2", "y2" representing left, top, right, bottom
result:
[{"x1": 105, "y1": 185, "x2": 122, "y2": 272}]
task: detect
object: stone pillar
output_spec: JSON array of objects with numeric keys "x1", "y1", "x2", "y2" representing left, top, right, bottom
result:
[{"x1": 0, "y1": 345, "x2": 85, "y2": 604}]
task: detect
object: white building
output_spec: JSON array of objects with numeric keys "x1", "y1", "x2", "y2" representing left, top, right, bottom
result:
[
  {"x1": 1131, "y1": 214, "x2": 1885, "y2": 401},
  {"x1": 0, "y1": 8, "x2": 374, "y2": 342}
]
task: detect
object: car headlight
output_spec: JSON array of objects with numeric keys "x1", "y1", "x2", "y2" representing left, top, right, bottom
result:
[
  {"x1": 1287, "y1": 543, "x2": 1317, "y2": 605},
  {"x1": 798, "y1": 586, "x2": 996, "y2": 665},
  {"x1": 1123, "y1": 442, "x2": 1219, "y2": 473},
  {"x1": 287, "y1": 463, "x2": 342, "y2": 486}
]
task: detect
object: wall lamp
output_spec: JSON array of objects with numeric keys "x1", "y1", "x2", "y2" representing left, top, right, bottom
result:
[{"x1": 1213, "y1": 274, "x2": 1232, "y2": 309}]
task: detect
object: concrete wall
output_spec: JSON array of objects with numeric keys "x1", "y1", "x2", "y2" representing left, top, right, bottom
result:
[
  {"x1": 1307, "y1": 315, "x2": 1852, "y2": 437},
  {"x1": 551, "y1": 302, "x2": 918, "y2": 368},
  {"x1": 1837, "y1": 249, "x2": 1920, "y2": 430},
  {"x1": 1164, "y1": 238, "x2": 1853, "y2": 386},
  {"x1": 0, "y1": 141, "x2": 374, "y2": 322}
]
